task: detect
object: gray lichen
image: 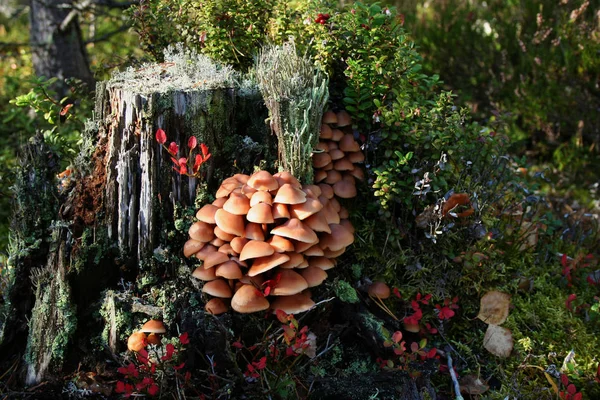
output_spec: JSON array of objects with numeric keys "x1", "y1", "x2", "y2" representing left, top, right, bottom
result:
[
  {"x1": 109, "y1": 44, "x2": 238, "y2": 94},
  {"x1": 256, "y1": 42, "x2": 328, "y2": 184}
]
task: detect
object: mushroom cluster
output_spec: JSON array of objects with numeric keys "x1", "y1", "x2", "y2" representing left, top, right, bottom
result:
[
  {"x1": 127, "y1": 319, "x2": 166, "y2": 352},
  {"x1": 185, "y1": 170, "x2": 357, "y2": 315},
  {"x1": 313, "y1": 110, "x2": 365, "y2": 198}
]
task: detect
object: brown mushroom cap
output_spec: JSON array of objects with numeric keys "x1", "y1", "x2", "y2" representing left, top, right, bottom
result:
[
  {"x1": 184, "y1": 240, "x2": 205, "y2": 258},
  {"x1": 215, "y1": 261, "x2": 243, "y2": 279},
  {"x1": 336, "y1": 110, "x2": 352, "y2": 127},
  {"x1": 314, "y1": 170, "x2": 327, "y2": 184},
  {"x1": 316, "y1": 142, "x2": 329, "y2": 152},
  {"x1": 333, "y1": 180, "x2": 357, "y2": 199},
  {"x1": 202, "y1": 279, "x2": 233, "y2": 298},
  {"x1": 294, "y1": 240, "x2": 315, "y2": 253},
  {"x1": 339, "y1": 134, "x2": 361, "y2": 152},
  {"x1": 231, "y1": 284, "x2": 270, "y2": 313},
  {"x1": 212, "y1": 197, "x2": 227, "y2": 207},
  {"x1": 230, "y1": 237, "x2": 249, "y2": 254},
  {"x1": 147, "y1": 333, "x2": 161, "y2": 345},
  {"x1": 347, "y1": 151, "x2": 365, "y2": 163},
  {"x1": 216, "y1": 178, "x2": 242, "y2": 198},
  {"x1": 329, "y1": 149, "x2": 345, "y2": 161},
  {"x1": 324, "y1": 170, "x2": 342, "y2": 185},
  {"x1": 267, "y1": 235, "x2": 295, "y2": 253},
  {"x1": 189, "y1": 221, "x2": 215, "y2": 242},
  {"x1": 205, "y1": 298, "x2": 228, "y2": 315},
  {"x1": 304, "y1": 211, "x2": 332, "y2": 233},
  {"x1": 248, "y1": 170, "x2": 279, "y2": 191},
  {"x1": 320, "y1": 223, "x2": 354, "y2": 251},
  {"x1": 140, "y1": 319, "x2": 167, "y2": 334},
  {"x1": 210, "y1": 237, "x2": 226, "y2": 247},
  {"x1": 195, "y1": 244, "x2": 217, "y2": 260},
  {"x1": 303, "y1": 244, "x2": 325, "y2": 256},
  {"x1": 244, "y1": 222, "x2": 265, "y2": 241},
  {"x1": 318, "y1": 184, "x2": 334, "y2": 199},
  {"x1": 127, "y1": 331, "x2": 147, "y2": 352},
  {"x1": 215, "y1": 208, "x2": 245, "y2": 237},
  {"x1": 223, "y1": 192, "x2": 251, "y2": 215},
  {"x1": 272, "y1": 270, "x2": 309, "y2": 296},
  {"x1": 247, "y1": 203, "x2": 275, "y2": 224},
  {"x1": 273, "y1": 183, "x2": 307, "y2": 205},
  {"x1": 270, "y1": 294, "x2": 315, "y2": 314},
  {"x1": 313, "y1": 152, "x2": 332, "y2": 169},
  {"x1": 273, "y1": 171, "x2": 302, "y2": 189},
  {"x1": 302, "y1": 184, "x2": 322, "y2": 198},
  {"x1": 279, "y1": 252, "x2": 305, "y2": 269},
  {"x1": 368, "y1": 281, "x2": 391, "y2": 299},
  {"x1": 349, "y1": 167, "x2": 365, "y2": 181},
  {"x1": 340, "y1": 219, "x2": 355, "y2": 234},
  {"x1": 239, "y1": 274, "x2": 265, "y2": 287},
  {"x1": 271, "y1": 218, "x2": 318, "y2": 243},
  {"x1": 322, "y1": 110, "x2": 338, "y2": 125},
  {"x1": 331, "y1": 129, "x2": 344, "y2": 141},
  {"x1": 196, "y1": 204, "x2": 219, "y2": 224},
  {"x1": 248, "y1": 253, "x2": 290, "y2": 276},
  {"x1": 322, "y1": 247, "x2": 346, "y2": 258},
  {"x1": 333, "y1": 158, "x2": 354, "y2": 171},
  {"x1": 320, "y1": 123, "x2": 333, "y2": 139},
  {"x1": 204, "y1": 251, "x2": 230, "y2": 269},
  {"x1": 214, "y1": 226, "x2": 236, "y2": 241},
  {"x1": 241, "y1": 184, "x2": 258, "y2": 199},
  {"x1": 240, "y1": 240, "x2": 275, "y2": 261},
  {"x1": 289, "y1": 199, "x2": 324, "y2": 220},
  {"x1": 218, "y1": 244, "x2": 237, "y2": 256},
  {"x1": 309, "y1": 256, "x2": 335, "y2": 271},
  {"x1": 272, "y1": 203, "x2": 291, "y2": 219},
  {"x1": 338, "y1": 207, "x2": 349, "y2": 219},
  {"x1": 250, "y1": 191, "x2": 273, "y2": 207},
  {"x1": 192, "y1": 267, "x2": 216, "y2": 283},
  {"x1": 301, "y1": 266, "x2": 328, "y2": 287}
]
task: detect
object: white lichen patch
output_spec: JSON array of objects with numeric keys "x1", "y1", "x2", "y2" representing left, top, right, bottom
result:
[{"x1": 110, "y1": 44, "x2": 238, "y2": 94}]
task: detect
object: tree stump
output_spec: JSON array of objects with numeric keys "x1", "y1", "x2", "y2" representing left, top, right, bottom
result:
[{"x1": 8, "y1": 47, "x2": 272, "y2": 384}]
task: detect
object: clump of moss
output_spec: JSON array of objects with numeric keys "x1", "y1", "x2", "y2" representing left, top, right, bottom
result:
[{"x1": 332, "y1": 279, "x2": 359, "y2": 304}]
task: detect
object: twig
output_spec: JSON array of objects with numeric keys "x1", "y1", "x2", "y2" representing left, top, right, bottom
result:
[{"x1": 447, "y1": 352, "x2": 464, "y2": 400}]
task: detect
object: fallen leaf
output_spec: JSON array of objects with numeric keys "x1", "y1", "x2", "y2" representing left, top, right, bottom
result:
[
  {"x1": 459, "y1": 374, "x2": 489, "y2": 395},
  {"x1": 477, "y1": 291, "x2": 511, "y2": 325},
  {"x1": 483, "y1": 324, "x2": 513, "y2": 358}
]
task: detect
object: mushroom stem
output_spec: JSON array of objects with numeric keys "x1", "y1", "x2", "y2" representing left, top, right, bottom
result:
[{"x1": 369, "y1": 294, "x2": 399, "y2": 321}]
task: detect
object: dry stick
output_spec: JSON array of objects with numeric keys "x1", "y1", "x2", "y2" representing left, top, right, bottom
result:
[{"x1": 447, "y1": 352, "x2": 464, "y2": 400}]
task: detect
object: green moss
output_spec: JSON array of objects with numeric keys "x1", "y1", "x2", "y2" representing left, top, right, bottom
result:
[{"x1": 332, "y1": 279, "x2": 359, "y2": 304}]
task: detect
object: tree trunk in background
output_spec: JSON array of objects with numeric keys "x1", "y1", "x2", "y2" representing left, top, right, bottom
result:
[{"x1": 29, "y1": 0, "x2": 95, "y2": 91}]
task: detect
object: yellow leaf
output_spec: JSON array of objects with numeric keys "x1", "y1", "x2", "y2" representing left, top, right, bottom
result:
[{"x1": 477, "y1": 291, "x2": 511, "y2": 325}]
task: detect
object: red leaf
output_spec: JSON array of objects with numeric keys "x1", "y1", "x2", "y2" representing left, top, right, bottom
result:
[
  {"x1": 427, "y1": 348, "x2": 437, "y2": 358},
  {"x1": 115, "y1": 381, "x2": 126, "y2": 393},
  {"x1": 155, "y1": 129, "x2": 167, "y2": 144},
  {"x1": 168, "y1": 142, "x2": 179, "y2": 155},
  {"x1": 232, "y1": 341, "x2": 243, "y2": 349},
  {"x1": 161, "y1": 343, "x2": 175, "y2": 361},
  {"x1": 392, "y1": 287, "x2": 401, "y2": 298},
  {"x1": 392, "y1": 331, "x2": 403, "y2": 344},
  {"x1": 561, "y1": 374, "x2": 570, "y2": 386},
  {"x1": 201, "y1": 143, "x2": 210, "y2": 158},
  {"x1": 188, "y1": 136, "x2": 197, "y2": 150},
  {"x1": 254, "y1": 356, "x2": 267, "y2": 370},
  {"x1": 60, "y1": 103, "x2": 73, "y2": 116},
  {"x1": 276, "y1": 309, "x2": 290, "y2": 324},
  {"x1": 173, "y1": 362, "x2": 186, "y2": 370},
  {"x1": 567, "y1": 384, "x2": 577, "y2": 395},
  {"x1": 179, "y1": 332, "x2": 190, "y2": 345},
  {"x1": 147, "y1": 383, "x2": 160, "y2": 396},
  {"x1": 193, "y1": 154, "x2": 204, "y2": 173},
  {"x1": 410, "y1": 342, "x2": 419, "y2": 352}
]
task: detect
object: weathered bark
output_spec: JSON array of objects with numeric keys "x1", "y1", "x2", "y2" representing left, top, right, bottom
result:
[{"x1": 29, "y1": 0, "x2": 94, "y2": 91}]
